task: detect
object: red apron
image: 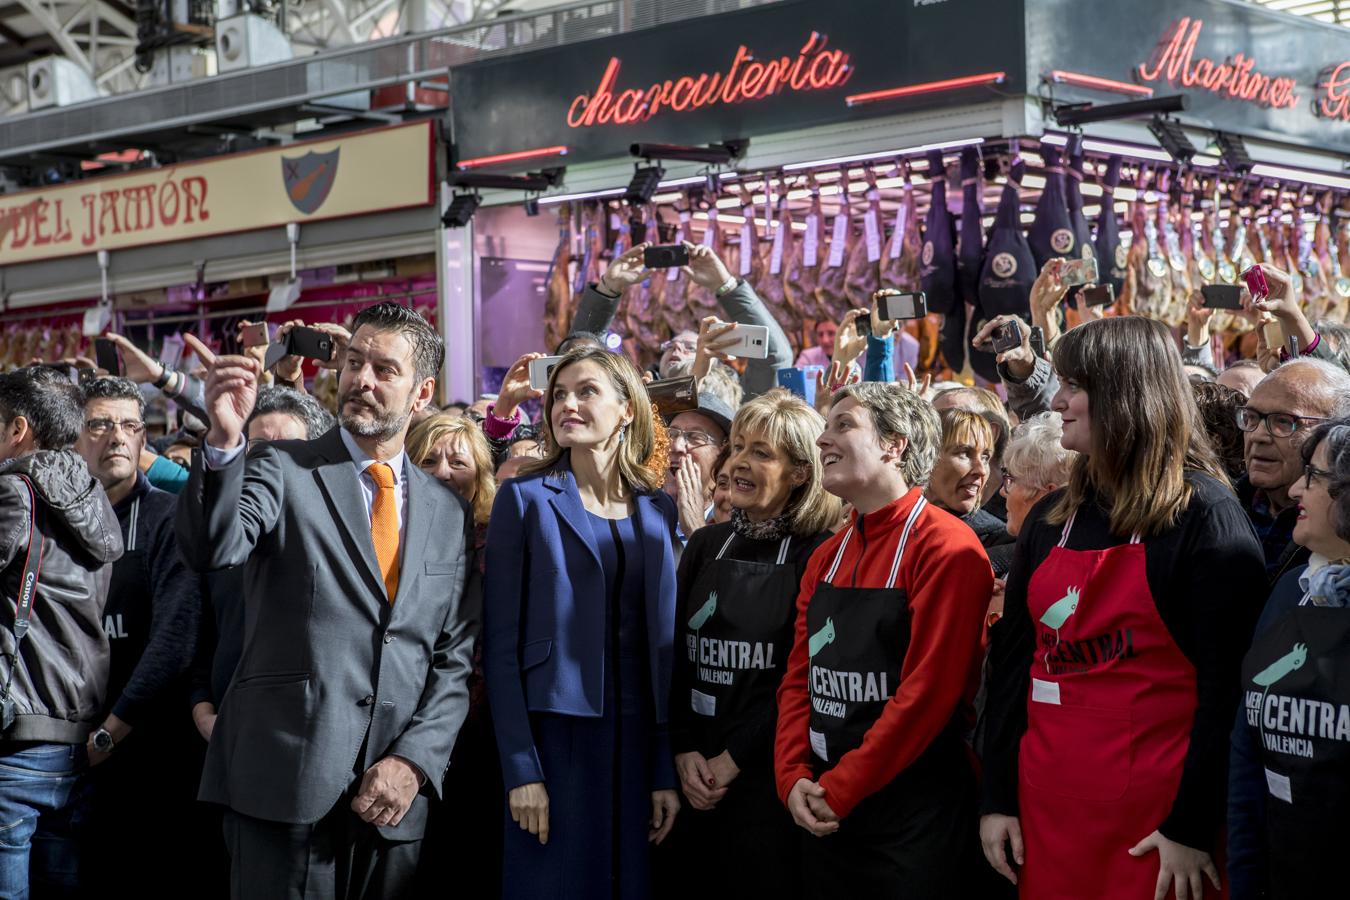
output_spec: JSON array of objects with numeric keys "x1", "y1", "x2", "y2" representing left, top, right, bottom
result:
[{"x1": 1017, "y1": 510, "x2": 1215, "y2": 900}]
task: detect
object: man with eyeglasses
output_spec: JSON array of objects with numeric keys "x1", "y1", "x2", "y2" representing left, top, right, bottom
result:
[
  {"x1": 71, "y1": 376, "x2": 204, "y2": 892},
  {"x1": 664, "y1": 393, "x2": 735, "y2": 542},
  {"x1": 1236, "y1": 359, "x2": 1350, "y2": 583}
]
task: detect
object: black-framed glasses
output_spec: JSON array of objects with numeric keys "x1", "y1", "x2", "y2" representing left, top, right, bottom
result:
[
  {"x1": 1235, "y1": 407, "x2": 1326, "y2": 438},
  {"x1": 667, "y1": 428, "x2": 723, "y2": 449},
  {"x1": 1304, "y1": 463, "x2": 1336, "y2": 492},
  {"x1": 85, "y1": 418, "x2": 145, "y2": 437}
]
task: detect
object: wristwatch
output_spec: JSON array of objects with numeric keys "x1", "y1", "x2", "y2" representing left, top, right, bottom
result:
[{"x1": 91, "y1": 727, "x2": 115, "y2": 753}]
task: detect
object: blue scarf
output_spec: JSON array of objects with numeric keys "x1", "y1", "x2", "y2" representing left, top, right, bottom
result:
[{"x1": 1307, "y1": 563, "x2": 1350, "y2": 608}]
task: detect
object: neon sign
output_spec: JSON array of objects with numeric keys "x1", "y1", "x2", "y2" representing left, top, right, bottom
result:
[
  {"x1": 1137, "y1": 18, "x2": 1300, "y2": 110},
  {"x1": 1317, "y1": 62, "x2": 1350, "y2": 122},
  {"x1": 566, "y1": 32, "x2": 852, "y2": 129}
]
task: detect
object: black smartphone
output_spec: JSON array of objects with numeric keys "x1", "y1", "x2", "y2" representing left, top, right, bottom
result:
[
  {"x1": 992, "y1": 320, "x2": 1023, "y2": 354},
  {"x1": 94, "y1": 338, "x2": 122, "y2": 376},
  {"x1": 1029, "y1": 326, "x2": 1046, "y2": 359},
  {"x1": 285, "y1": 326, "x2": 335, "y2": 362},
  {"x1": 643, "y1": 244, "x2": 690, "y2": 269},
  {"x1": 1200, "y1": 283, "x2": 1243, "y2": 310},
  {"x1": 1082, "y1": 283, "x2": 1115, "y2": 307}
]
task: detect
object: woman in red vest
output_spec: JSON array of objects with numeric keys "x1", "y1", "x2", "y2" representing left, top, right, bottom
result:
[{"x1": 979, "y1": 317, "x2": 1267, "y2": 900}]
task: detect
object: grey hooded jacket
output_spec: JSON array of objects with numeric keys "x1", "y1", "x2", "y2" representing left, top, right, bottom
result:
[{"x1": 0, "y1": 450, "x2": 123, "y2": 743}]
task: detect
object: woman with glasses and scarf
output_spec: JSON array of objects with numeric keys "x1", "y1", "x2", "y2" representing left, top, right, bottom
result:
[
  {"x1": 1229, "y1": 416, "x2": 1350, "y2": 900},
  {"x1": 980, "y1": 317, "x2": 1267, "y2": 900},
  {"x1": 666, "y1": 390, "x2": 839, "y2": 897}
]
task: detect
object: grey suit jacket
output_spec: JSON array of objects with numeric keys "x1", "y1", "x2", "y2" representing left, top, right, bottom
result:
[{"x1": 176, "y1": 427, "x2": 476, "y2": 840}]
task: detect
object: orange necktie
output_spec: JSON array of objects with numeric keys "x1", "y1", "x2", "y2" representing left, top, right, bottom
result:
[{"x1": 369, "y1": 463, "x2": 400, "y2": 603}]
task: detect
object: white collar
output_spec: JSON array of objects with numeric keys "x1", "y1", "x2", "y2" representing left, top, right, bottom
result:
[
  {"x1": 1299, "y1": 552, "x2": 1333, "y2": 594},
  {"x1": 339, "y1": 427, "x2": 406, "y2": 484}
]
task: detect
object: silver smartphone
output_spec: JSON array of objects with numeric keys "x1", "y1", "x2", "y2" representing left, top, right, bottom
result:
[
  {"x1": 528, "y1": 355, "x2": 567, "y2": 390},
  {"x1": 876, "y1": 290, "x2": 928, "y2": 320},
  {"x1": 719, "y1": 324, "x2": 770, "y2": 359}
]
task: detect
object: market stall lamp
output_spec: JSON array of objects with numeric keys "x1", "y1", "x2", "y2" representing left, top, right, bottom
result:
[
  {"x1": 1147, "y1": 115, "x2": 1197, "y2": 164},
  {"x1": 1053, "y1": 93, "x2": 1187, "y2": 127},
  {"x1": 624, "y1": 164, "x2": 665, "y2": 206},
  {"x1": 442, "y1": 192, "x2": 481, "y2": 228},
  {"x1": 1214, "y1": 132, "x2": 1254, "y2": 175}
]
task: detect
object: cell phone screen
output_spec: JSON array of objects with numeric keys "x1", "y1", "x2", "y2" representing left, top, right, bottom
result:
[
  {"x1": 94, "y1": 338, "x2": 122, "y2": 376},
  {"x1": 643, "y1": 244, "x2": 690, "y2": 269}
]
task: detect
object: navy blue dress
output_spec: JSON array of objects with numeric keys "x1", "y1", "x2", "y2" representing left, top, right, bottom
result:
[{"x1": 502, "y1": 512, "x2": 654, "y2": 900}]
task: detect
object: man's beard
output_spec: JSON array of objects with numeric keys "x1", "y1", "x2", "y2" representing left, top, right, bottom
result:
[{"x1": 340, "y1": 392, "x2": 414, "y2": 441}]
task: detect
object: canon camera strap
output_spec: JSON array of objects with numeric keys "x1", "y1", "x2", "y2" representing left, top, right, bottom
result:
[{"x1": 1, "y1": 476, "x2": 44, "y2": 731}]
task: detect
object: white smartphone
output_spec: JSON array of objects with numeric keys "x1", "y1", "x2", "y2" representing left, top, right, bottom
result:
[
  {"x1": 719, "y1": 324, "x2": 770, "y2": 359},
  {"x1": 528, "y1": 355, "x2": 567, "y2": 391}
]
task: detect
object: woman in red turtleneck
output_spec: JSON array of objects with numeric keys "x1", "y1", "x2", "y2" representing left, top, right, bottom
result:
[{"x1": 774, "y1": 382, "x2": 994, "y2": 899}]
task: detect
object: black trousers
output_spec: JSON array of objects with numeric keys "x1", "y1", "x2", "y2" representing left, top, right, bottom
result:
[{"x1": 222, "y1": 802, "x2": 421, "y2": 900}]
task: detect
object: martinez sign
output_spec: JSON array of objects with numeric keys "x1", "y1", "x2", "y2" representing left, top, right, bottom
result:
[{"x1": 0, "y1": 120, "x2": 433, "y2": 267}]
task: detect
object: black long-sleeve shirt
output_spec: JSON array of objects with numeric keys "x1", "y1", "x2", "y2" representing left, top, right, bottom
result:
[
  {"x1": 981, "y1": 472, "x2": 1267, "y2": 850},
  {"x1": 669, "y1": 521, "x2": 829, "y2": 770}
]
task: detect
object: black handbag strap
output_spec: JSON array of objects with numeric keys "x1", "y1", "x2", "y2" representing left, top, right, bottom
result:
[{"x1": 2, "y1": 475, "x2": 44, "y2": 705}]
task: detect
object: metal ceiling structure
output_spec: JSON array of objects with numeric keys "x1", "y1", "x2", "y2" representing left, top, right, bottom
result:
[{"x1": 1250, "y1": 0, "x2": 1350, "y2": 26}]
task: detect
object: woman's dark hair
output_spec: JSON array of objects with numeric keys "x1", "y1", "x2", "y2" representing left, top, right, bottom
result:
[
  {"x1": 1191, "y1": 381, "x2": 1247, "y2": 481},
  {"x1": 1300, "y1": 416, "x2": 1350, "y2": 542},
  {"x1": 1050, "y1": 317, "x2": 1227, "y2": 538}
]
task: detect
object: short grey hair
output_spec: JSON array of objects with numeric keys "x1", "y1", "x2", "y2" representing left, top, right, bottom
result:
[
  {"x1": 82, "y1": 376, "x2": 146, "y2": 416},
  {"x1": 1004, "y1": 412, "x2": 1078, "y2": 491},
  {"x1": 831, "y1": 382, "x2": 940, "y2": 487},
  {"x1": 1268, "y1": 357, "x2": 1350, "y2": 415},
  {"x1": 246, "y1": 387, "x2": 334, "y2": 439}
]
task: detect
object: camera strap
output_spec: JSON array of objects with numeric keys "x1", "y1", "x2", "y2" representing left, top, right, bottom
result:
[{"x1": 1, "y1": 476, "x2": 45, "y2": 719}]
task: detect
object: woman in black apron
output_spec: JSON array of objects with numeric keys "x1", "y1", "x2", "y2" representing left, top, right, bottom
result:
[
  {"x1": 1229, "y1": 416, "x2": 1350, "y2": 900},
  {"x1": 665, "y1": 389, "x2": 839, "y2": 897},
  {"x1": 774, "y1": 381, "x2": 995, "y2": 899}
]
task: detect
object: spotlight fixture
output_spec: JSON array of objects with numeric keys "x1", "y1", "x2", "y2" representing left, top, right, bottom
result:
[
  {"x1": 1214, "y1": 132, "x2": 1254, "y2": 175},
  {"x1": 1053, "y1": 93, "x2": 1187, "y2": 127},
  {"x1": 1147, "y1": 116, "x2": 1197, "y2": 164},
  {"x1": 625, "y1": 164, "x2": 665, "y2": 206},
  {"x1": 448, "y1": 167, "x2": 566, "y2": 192},
  {"x1": 442, "y1": 192, "x2": 481, "y2": 228},
  {"x1": 523, "y1": 195, "x2": 540, "y2": 217},
  {"x1": 630, "y1": 140, "x2": 748, "y2": 165}
]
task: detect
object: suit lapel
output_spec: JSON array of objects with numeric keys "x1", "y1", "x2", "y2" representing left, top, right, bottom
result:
[
  {"x1": 312, "y1": 429, "x2": 385, "y2": 601},
  {"x1": 392, "y1": 464, "x2": 436, "y2": 608},
  {"x1": 544, "y1": 468, "x2": 602, "y2": 570}
]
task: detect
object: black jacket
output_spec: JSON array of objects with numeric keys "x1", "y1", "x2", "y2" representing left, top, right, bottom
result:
[{"x1": 0, "y1": 450, "x2": 123, "y2": 743}]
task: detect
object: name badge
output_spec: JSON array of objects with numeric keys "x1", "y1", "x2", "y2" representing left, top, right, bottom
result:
[
  {"x1": 1032, "y1": 678, "x2": 1061, "y2": 705},
  {"x1": 809, "y1": 728, "x2": 829, "y2": 762},
  {"x1": 690, "y1": 689, "x2": 716, "y2": 717},
  {"x1": 1265, "y1": 768, "x2": 1293, "y2": 803}
]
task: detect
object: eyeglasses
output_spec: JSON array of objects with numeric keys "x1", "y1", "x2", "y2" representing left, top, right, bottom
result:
[
  {"x1": 660, "y1": 339, "x2": 698, "y2": 354},
  {"x1": 1303, "y1": 463, "x2": 1337, "y2": 492},
  {"x1": 1235, "y1": 407, "x2": 1326, "y2": 439},
  {"x1": 667, "y1": 428, "x2": 724, "y2": 449},
  {"x1": 85, "y1": 418, "x2": 145, "y2": 437}
]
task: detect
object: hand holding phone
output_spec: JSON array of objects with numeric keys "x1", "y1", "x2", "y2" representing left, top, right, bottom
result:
[
  {"x1": 1060, "y1": 257, "x2": 1100, "y2": 288},
  {"x1": 718, "y1": 324, "x2": 771, "y2": 360},
  {"x1": 991, "y1": 319, "x2": 1024, "y2": 354},
  {"x1": 1242, "y1": 265, "x2": 1269, "y2": 300},
  {"x1": 239, "y1": 321, "x2": 272, "y2": 348},
  {"x1": 1081, "y1": 284, "x2": 1115, "y2": 307},
  {"x1": 94, "y1": 338, "x2": 122, "y2": 376},
  {"x1": 528, "y1": 355, "x2": 567, "y2": 391},
  {"x1": 643, "y1": 244, "x2": 690, "y2": 269},
  {"x1": 1200, "y1": 284, "x2": 1243, "y2": 310}
]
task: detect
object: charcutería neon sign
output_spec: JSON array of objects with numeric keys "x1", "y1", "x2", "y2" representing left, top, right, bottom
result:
[
  {"x1": 1137, "y1": 18, "x2": 1300, "y2": 110},
  {"x1": 566, "y1": 32, "x2": 852, "y2": 129}
]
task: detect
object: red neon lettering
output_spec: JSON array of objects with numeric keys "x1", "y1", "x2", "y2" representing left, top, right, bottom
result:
[
  {"x1": 566, "y1": 32, "x2": 851, "y2": 128},
  {"x1": 1137, "y1": 18, "x2": 1300, "y2": 110},
  {"x1": 1317, "y1": 62, "x2": 1350, "y2": 121}
]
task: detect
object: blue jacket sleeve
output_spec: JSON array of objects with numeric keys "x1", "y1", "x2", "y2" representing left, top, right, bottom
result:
[{"x1": 864, "y1": 333, "x2": 895, "y2": 383}]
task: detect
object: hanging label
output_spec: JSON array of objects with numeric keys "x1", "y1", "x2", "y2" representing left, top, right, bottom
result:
[
  {"x1": 82, "y1": 305, "x2": 112, "y2": 337},
  {"x1": 827, "y1": 209, "x2": 849, "y2": 268},
  {"x1": 1031, "y1": 678, "x2": 1061, "y2": 705},
  {"x1": 888, "y1": 198, "x2": 909, "y2": 260},
  {"x1": 702, "y1": 208, "x2": 717, "y2": 248},
  {"x1": 690, "y1": 689, "x2": 717, "y2": 717},
  {"x1": 864, "y1": 207, "x2": 882, "y2": 262},
  {"x1": 809, "y1": 727, "x2": 829, "y2": 762},
  {"x1": 770, "y1": 217, "x2": 787, "y2": 275},
  {"x1": 739, "y1": 206, "x2": 754, "y2": 277},
  {"x1": 804, "y1": 213, "x2": 820, "y2": 267},
  {"x1": 1265, "y1": 768, "x2": 1293, "y2": 803}
]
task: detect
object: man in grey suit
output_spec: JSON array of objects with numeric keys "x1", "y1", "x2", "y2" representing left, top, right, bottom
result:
[{"x1": 177, "y1": 301, "x2": 476, "y2": 899}]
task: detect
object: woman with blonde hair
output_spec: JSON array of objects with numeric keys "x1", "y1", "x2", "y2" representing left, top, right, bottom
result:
[
  {"x1": 406, "y1": 413, "x2": 496, "y2": 526},
  {"x1": 980, "y1": 317, "x2": 1267, "y2": 900},
  {"x1": 668, "y1": 389, "x2": 838, "y2": 896},
  {"x1": 483, "y1": 347, "x2": 680, "y2": 900},
  {"x1": 927, "y1": 407, "x2": 1015, "y2": 574}
]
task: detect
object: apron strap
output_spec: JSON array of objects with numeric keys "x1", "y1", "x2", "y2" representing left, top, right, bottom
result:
[
  {"x1": 824, "y1": 528, "x2": 854, "y2": 584},
  {"x1": 126, "y1": 497, "x2": 140, "y2": 553},
  {"x1": 886, "y1": 497, "x2": 928, "y2": 589},
  {"x1": 1056, "y1": 510, "x2": 1077, "y2": 548},
  {"x1": 776, "y1": 535, "x2": 792, "y2": 566},
  {"x1": 714, "y1": 531, "x2": 736, "y2": 561}
]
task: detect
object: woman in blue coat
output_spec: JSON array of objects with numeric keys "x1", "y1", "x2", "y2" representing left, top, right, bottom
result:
[{"x1": 484, "y1": 347, "x2": 681, "y2": 900}]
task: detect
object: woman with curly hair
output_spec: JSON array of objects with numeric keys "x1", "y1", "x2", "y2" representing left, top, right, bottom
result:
[{"x1": 483, "y1": 347, "x2": 679, "y2": 900}]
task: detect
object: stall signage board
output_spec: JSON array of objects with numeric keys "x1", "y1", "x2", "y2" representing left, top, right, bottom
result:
[
  {"x1": 1030, "y1": 0, "x2": 1350, "y2": 152},
  {"x1": 449, "y1": 0, "x2": 1028, "y2": 169},
  {"x1": 0, "y1": 120, "x2": 434, "y2": 266}
]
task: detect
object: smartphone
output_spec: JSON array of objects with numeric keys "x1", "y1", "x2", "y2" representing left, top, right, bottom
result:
[
  {"x1": 239, "y1": 322, "x2": 271, "y2": 348},
  {"x1": 643, "y1": 244, "x2": 690, "y2": 269},
  {"x1": 1029, "y1": 326, "x2": 1046, "y2": 359},
  {"x1": 646, "y1": 375, "x2": 699, "y2": 417},
  {"x1": 876, "y1": 290, "x2": 928, "y2": 320},
  {"x1": 94, "y1": 338, "x2": 122, "y2": 376},
  {"x1": 1082, "y1": 283, "x2": 1115, "y2": 307},
  {"x1": 991, "y1": 319, "x2": 1024, "y2": 354},
  {"x1": 777, "y1": 366, "x2": 820, "y2": 407},
  {"x1": 1060, "y1": 257, "x2": 1100, "y2": 288},
  {"x1": 1242, "y1": 264, "x2": 1269, "y2": 299},
  {"x1": 719, "y1": 323, "x2": 770, "y2": 359},
  {"x1": 1200, "y1": 284, "x2": 1243, "y2": 310},
  {"x1": 528, "y1": 355, "x2": 567, "y2": 391},
  {"x1": 285, "y1": 326, "x2": 335, "y2": 363}
]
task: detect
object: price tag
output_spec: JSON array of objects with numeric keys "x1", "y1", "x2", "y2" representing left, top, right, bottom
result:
[
  {"x1": 888, "y1": 199, "x2": 909, "y2": 260},
  {"x1": 769, "y1": 219, "x2": 787, "y2": 275},
  {"x1": 702, "y1": 208, "x2": 717, "y2": 248},
  {"x1": 804, "y1": 214, "x2": 820, "y2": 267},
  {"x1": 828, "y1": 210, "x2": 849, "y2": 268},
  {"x1": 740, "y1": 207, "x2": 754, "y2": 276},
  {"x1": 865, "y1": 208, "x2": 882, "y2": 262}
]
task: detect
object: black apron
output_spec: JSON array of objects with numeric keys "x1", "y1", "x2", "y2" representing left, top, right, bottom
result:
[
  {"x1": 1028, "y1": 146, "x2": 1076, "y2": 271},
  {"x1": 104, "y1": 497, "x2": 149, "y2": 705},
  {"x1": 1240, "y1": 596, "x2": 1350, "y2": 900},
  {"x1": 1094, "y1": 156, "x2": 1127, "y2": 297},
  {"x1": 801, "y1": 499, "x2": 977, "y2": 900}
]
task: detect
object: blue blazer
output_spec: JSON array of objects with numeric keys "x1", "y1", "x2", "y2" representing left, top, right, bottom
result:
[{"x1": 482, "y1": 456, "x2": 678, "y2": 792}]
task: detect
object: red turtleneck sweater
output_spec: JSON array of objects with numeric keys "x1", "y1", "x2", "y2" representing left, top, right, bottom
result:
[{"x1": 774, "y1": 487, "x2": 993, "y2": 818}]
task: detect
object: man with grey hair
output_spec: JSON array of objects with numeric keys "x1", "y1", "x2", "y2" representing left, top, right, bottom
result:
[
  {"x1": 245, "y1": 386, "x2": 335, "y2": 444},
  {"x1": 1238, "y1": 357, "x2": 1350, "y2": 584}
]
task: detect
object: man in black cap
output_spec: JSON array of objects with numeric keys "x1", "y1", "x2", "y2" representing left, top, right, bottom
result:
[{"x1": 664, "y1": 392, "x2": 735, "y2": 542}]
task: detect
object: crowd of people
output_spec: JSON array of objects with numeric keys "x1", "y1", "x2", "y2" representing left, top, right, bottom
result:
[{"x1": 0, "y1": 238, "x2": 1347, "y2": 900}]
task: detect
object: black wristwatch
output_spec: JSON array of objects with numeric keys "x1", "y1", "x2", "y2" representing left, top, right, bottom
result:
[{"x1": 91, "y1": 727, "x2": 115, "y2": 753}]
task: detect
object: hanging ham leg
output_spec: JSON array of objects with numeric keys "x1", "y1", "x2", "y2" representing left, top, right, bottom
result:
[
  {"x1": 815, "y1": 168, "x2": 853, "y2": 322},
  {"x1": 786, "y1": 177, "x2": 825, "y2": 325},
  {"x1": 543, "y1": 202, "x2": 574, "y2": 352},
  {"x1": 845, "y1": 166, "x2": 883, "y2": 310},
  {"x1": 758, "y1": 188, "x2": 803, "y2": 339}
]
